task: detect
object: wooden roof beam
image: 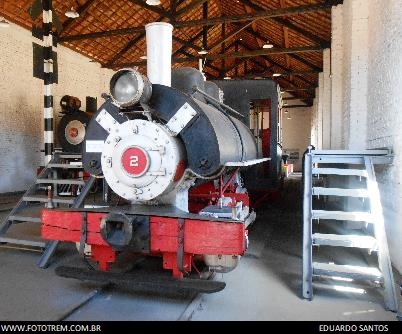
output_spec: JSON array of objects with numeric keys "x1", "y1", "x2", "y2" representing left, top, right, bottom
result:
[
  {"x1": 179, "y1": 50, "x2": 221, "y2": 74},
  {"x1": 60, "y1": 27, "x2": 143, "y2": 42},
  {"x1": 233, "y1": 55, "x2": 312, "y2": 91},
  {"x1": 237, "y1": 40, "x2": 317, "y2": 87},
  {"x1": 207, "y1": 39, "x2": 264, "y2": 76},
  {"x1": 277, "y1": 71, "x2": 320, "y2": 76},
  {"x1": 61, "y1": 0, "x2": 98, "y2": 34},
  {"x1": 280, "y1": 0, "x2": 291, "y2": 79},
  {"x1": 214, "y1": 54, "x2": 297, "y2": 89},
  {"x1": 107, "y1": 31, "x2": 206, "y2": 68},
  {"x1": 289, "y1": 53, "x2": 322, "y2": 73},
  {"x1": 271, "y1": 17, "x2": 330, "y2": 48},
  {"x1": 115, "y1": 45, "x2": 323, "y2": 67},
  {"x1": 172, "y1": 30, "x2": 204, "y2": 56},
  {"x1": 241, "y1": 0, "x2": 330, "y2": 47},
  {"x1": 199, "y1": 45, "x2": 323, "y2": 61},
  {"x1": 283, "y1": 96, "x2": 314, "y2": 101},
  {"x1": 127, "y1": 0, "x2": 174, "y2": 19},
  {"x1": 274, "y1": 73, "x2": 310, "y2": 91},
  {"x1": 110, "y1": 29, "x2": 205, "y2": 68},
  {"x1": 283, "y1": 104, "x2": 312, "y2": 108},
  {"x1": 244, "y1": 27, "x2": 322, "y2": 72},
  {"x1": 206, "y1": 21, "x2": 255, "y2": 53},
  {"x1": 105, "y1": 13, "x2": 165, "y2": 67},
  {"x1": 242, "y1": 70, "x2": 319, "y2": 78},
  {"x1": 263, "y1": 59, "x2": 317, "y2": 89},
  {"x1": 105, "y1": 0, "x2": 192, "y2": 67},
  {"x1": 282, "y1": 88, "x2": 316, "y2": 92},
  {"x1": 325, "y1": 0, "x2": 344, "y2": 5},
  {"x1": 173, "y1": 3, "x2": 333, "y2": 28},
  {"x1": 173, "y1": 35, "x2": 203, "y2": 52},
  {"x1": 175, "y1": 0, "x2": 210, "y2": 17},
  {"x1": 202, "y1": 1, "x2": 208, "y2": 49},
  {"x1": 242, "y1": 53, "x2": 317, "y2": 94},
  {"x1": 224, "y1": 57, "x2": 256, "y2": 75},
  {"x1": 59, "y1": 3, "x2": 333, "y2": 42},
  {"x1": 105, "y1": 33, "x2": 147, "y2": 68}
]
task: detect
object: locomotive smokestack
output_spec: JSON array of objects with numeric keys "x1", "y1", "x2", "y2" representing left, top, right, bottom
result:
[{"x1": 145, "y1": 22, "x2": 174, "y2": 87}]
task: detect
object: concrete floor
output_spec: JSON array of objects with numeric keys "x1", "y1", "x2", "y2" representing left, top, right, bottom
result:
[{"x1": 0, "y1": 177, "x2": 400, "y2": 321}]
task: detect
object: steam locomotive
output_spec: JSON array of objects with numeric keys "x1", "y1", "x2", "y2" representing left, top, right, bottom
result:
[
  {"x1": 57, "y1": 95, "x2": 91, "y2": 153},
  {"x1": 41, "y1": 23, "x2": 267, "y2": 292}
]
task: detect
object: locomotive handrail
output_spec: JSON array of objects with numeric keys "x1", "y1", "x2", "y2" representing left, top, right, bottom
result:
[{"x1": 192, "y1": 86, "x2": 244, "y2": 118}]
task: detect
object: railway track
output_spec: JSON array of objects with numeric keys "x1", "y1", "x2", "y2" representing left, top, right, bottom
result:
[
  {"x1": 55, "y1": 280, "x2": 206, "y2": 321},
  {"x1": 52, "y1": 258, "x2": 217, "y2": 321}
]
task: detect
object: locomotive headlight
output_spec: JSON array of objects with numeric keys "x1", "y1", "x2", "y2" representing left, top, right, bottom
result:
[{"x1": 110, "y1": 68, "x2": 152, "y2": 108}]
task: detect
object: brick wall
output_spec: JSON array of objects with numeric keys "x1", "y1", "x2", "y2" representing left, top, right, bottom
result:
[
  {"x1": 282, "y1": 104, "x2": 312, "y2": 172},
  {"x1": 366, "y1": 0, "x2": 402, "y2": 273},
  {"x1": 0, "y1": 22, "x2": 113, "y2": 193},
  {"x1": 330, "y1": 5, "x2": 344, "y2": 149},
  {"x1": 322, "y1": 48, "x2": 331, "y2": 149},
  {"x1": 326, "y1": 0, "x2": 402, "y2": 272},
  {"x1": 342, "y1": 0, "x2": 369, "y2": 150},
  {"x1": 310, "y1": 88, "x2": 319, "y2": 149},
  {"x1": 317, "y1": 73, "x2": 324, "y2": 149}
]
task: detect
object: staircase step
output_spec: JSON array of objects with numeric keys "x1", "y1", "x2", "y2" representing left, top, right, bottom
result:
[
  {"x1": 23, "y1": 195, "x2": 75, "y2": 205},
  {"x1": 8, "y1": 215, "x2": 41, "y2": 223},
  {"x1": 47, "y1": 163, "x2": 83, "y2": 169},
  {"x1": 36, "y1": 179, "x2": 85, "y2": 185},
  {"x1": 312, "y1": 156, "x2": 365, "y2": 164},
  {"x1": 312, "y1": 210, "x2": 373, "y2": 223},
  {"x1": 8, "y1": 207, "x2": 42, "y2": 223},
  {"x1": 312, "y1": 156, "x2": 392, "y2": 165},
  {"x1": 312, "y1": 149, "x2": 389, "y2": 156},
  {"x1": 0, "y1": 237, "x2": 46, "y2": 249},
  {"x1": 312, "y1": 168, "x2": 368, "y2": 177},
  {"x1": 313, "y1": 233, "x2": 378, "y2": 250},
  {"x1": 58, "y1": 154, "x2": 82, "y2": 159},
  {"x1": 312, "y1": 187, "x2": 369, "y2": 198},
  {"x1": 313, "y1": 262, "x2": 383, "y2": 282}
]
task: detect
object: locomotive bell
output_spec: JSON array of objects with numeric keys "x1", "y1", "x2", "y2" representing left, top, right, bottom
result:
[{"x1": 110, "y1": 68, "x2": 152, "y2": 108}]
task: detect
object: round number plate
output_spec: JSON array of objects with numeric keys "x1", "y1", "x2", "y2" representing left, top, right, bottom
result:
[{"x1": 121, "y1": 146, "x2": 150, "y2": 177}]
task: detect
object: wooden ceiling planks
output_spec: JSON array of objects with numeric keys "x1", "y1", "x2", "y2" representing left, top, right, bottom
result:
[{"x1": 0, "y1": 0, "x2": 339, "y2": 95}]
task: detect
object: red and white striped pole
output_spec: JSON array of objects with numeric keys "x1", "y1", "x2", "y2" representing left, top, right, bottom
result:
[{"x1": 42, "y1": 0, "x2": 54, "y2": 165}]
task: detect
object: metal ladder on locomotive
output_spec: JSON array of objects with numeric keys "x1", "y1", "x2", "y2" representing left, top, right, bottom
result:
[{"x1": 0, "y1": 152, "x2": 94, "y2": 266}]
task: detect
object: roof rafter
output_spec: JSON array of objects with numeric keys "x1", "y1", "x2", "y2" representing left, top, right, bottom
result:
[
  {"x1": 206, "y1": 21, "x2": 255, "y2": 53},
  {"x1": 61, "y1": 0, "x2": 98, "y2": 34},
  {"x1": 105, "y1": 0, "x2": 193, "y2": 67},
  {"x1": 173, "y1": 3, "x2": 333, "y2": 28},
  {"x1": 175, "y1": 0, "x2": 210, "y2": 17},
  {"x1": 115, "y1": 45, "x2": 323, "y2": 67},
  {"x1": 237, "y1": 41, "x2": 316, "y2": 93},
  {"x1": 241, "y1": 0, "x2": 330, "y2": 47},
  {"x1": 244, "y1": 59, "x2": 303, "y2": 90},
  {"x1": 127, "y1": 0, "x2": 174, "y2": 19},
  {"x1": 59, "y1": 3, "x2": 333, "y2": 42},
  {"x1": 172, "y1": 30, "x2": 205, "y2": 56},
  {"x1": 110, "y1": 29, "x2": 206, "y2": 68},
  {"x1": 244, "y1": 26, "x2": 322, "y2": 72}
]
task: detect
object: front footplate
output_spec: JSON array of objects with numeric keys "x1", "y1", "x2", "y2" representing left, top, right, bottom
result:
[{"x1": 55, "y1": 266, "x2": 226, "y2": 294}]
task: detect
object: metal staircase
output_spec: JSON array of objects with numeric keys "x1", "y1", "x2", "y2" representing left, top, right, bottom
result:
[
  {"x1": 302, "y1": 148, "x2": 399, "y2": 312},
  {"x1": 0, "y1": 152, "x2": 89, "y2": 251}
]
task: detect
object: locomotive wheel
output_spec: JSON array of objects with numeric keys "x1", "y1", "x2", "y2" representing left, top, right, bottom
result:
[{"x1": 58, "y1": 112, "x2": 91, "y2": 153}]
